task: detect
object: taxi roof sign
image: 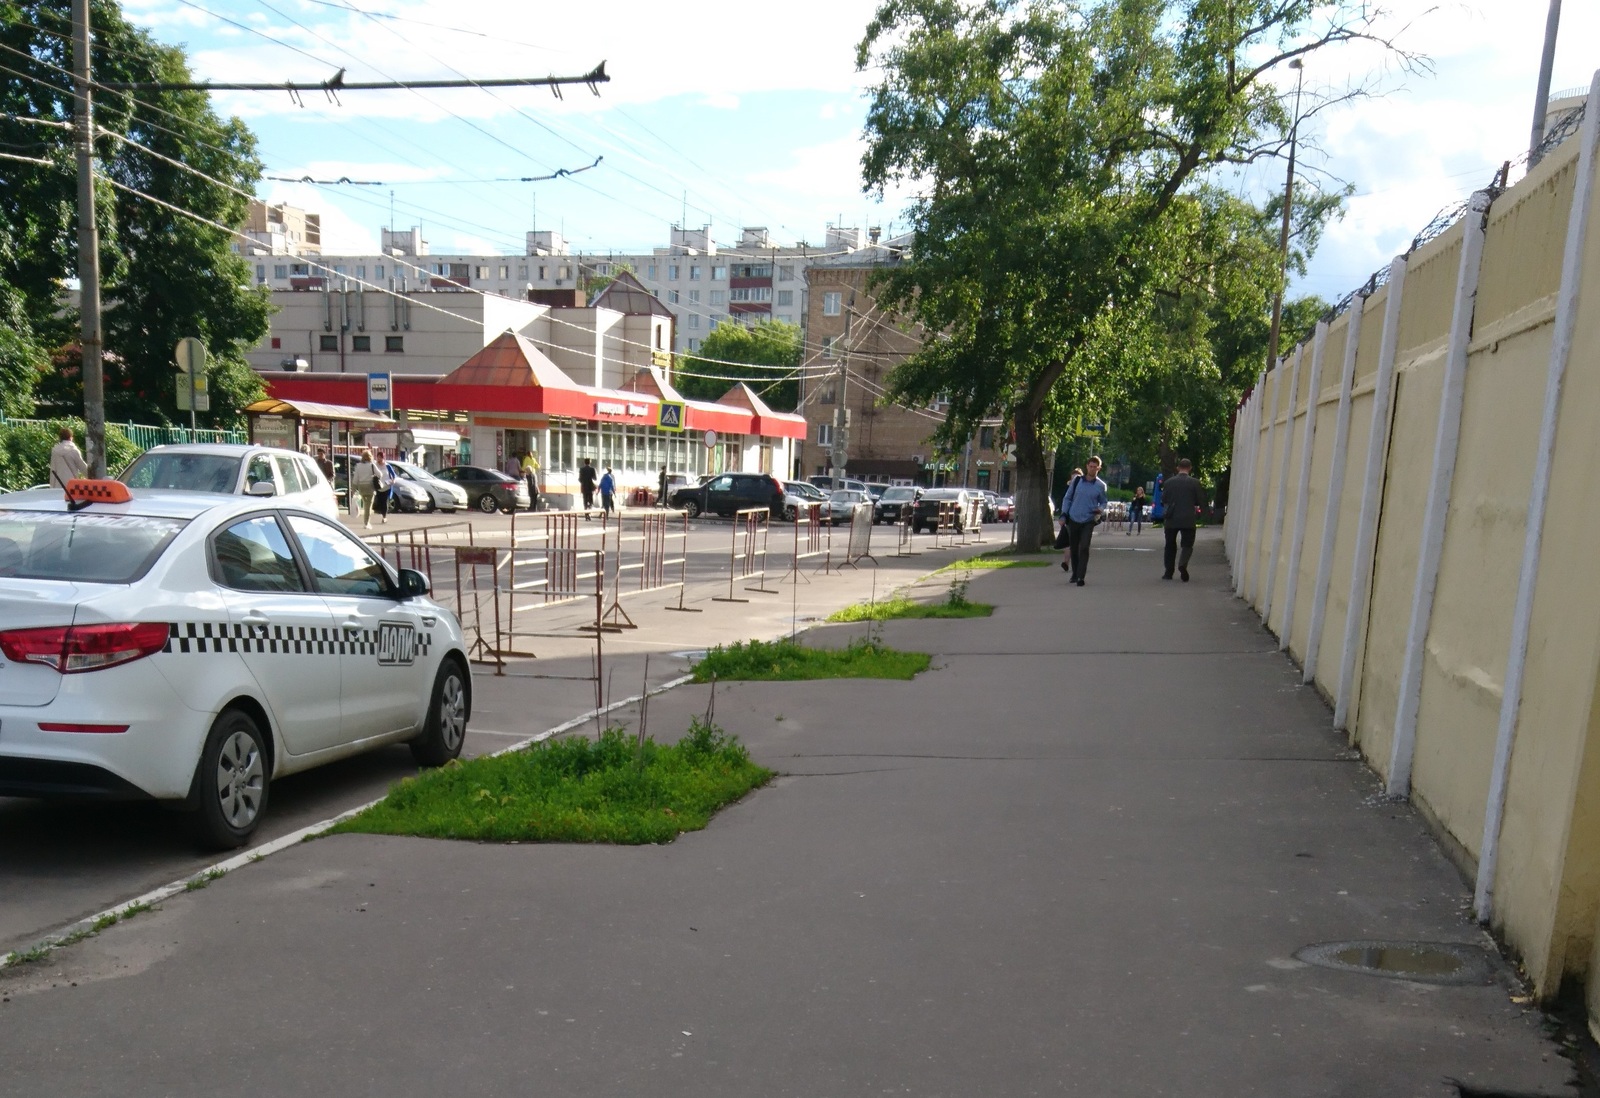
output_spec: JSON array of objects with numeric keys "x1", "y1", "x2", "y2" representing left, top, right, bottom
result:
[{"x1": 64, "y1": 479, "x2": 133, "y2": 505}]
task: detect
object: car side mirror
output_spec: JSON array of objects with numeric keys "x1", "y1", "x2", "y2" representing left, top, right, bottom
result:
[
  {"x1": 247, "y1": 481, "x2": 277, "y2": 497},
  {"x1": 396, "y1": 568, "x2": 430, "y2": 600}
]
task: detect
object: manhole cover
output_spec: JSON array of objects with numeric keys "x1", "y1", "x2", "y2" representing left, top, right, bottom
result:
[{"x1": 1294, "y1": 940, "x2": 1494, "y2": 985}]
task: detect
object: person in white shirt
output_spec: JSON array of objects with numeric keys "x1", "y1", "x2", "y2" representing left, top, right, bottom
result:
[
  {"x1": 352, "y1": 448, "x2": 390, "y2": 528},
  {"x1": 49, "y1": 427, "x2": 88, "y2": 488}
]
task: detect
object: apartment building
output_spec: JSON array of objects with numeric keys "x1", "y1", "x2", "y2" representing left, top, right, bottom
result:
[
  {"x1": 242, "y1": 216, "x2": 877, "y2": 365},
  {"x1": 800, "y1": 241, "x2": 1012, "y2": 492},
  {"x1": 234, "y1": 199, "x2": 321, "y2": 257}
]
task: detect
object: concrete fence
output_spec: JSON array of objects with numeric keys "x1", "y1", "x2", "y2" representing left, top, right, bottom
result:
[{"x1": 1227, "y1": 76, "x2": 1600, "y2": 1027}]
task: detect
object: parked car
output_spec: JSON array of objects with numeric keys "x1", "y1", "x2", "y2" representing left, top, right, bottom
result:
[
  {"x1": 996, "y1": 495, "x2": 1015, "y2": 522},
  {"x1": 874, "y1": 485, "x2": 918, "y2": 525},
  {"x1": 670, "y1": 472, "x2": 785, "y2": 518},
  {"x1": 911, "y1": 487, "x2": 975, "y2": 533},
  {"x1": 388, "y1": 461, "x2": 468, "y2": 513},
  {"x1": 380, "y1": 465, "x2": 433, "y2": 513},
  {"x1": 780, "y1": 479, "x2": 830, "y2": 521},
  {"x1": 809, "y1": 475, "x2": 871, "y2": 496},
  {"x1": 0, "y1": 480, "x2": 470, "y2": 849},
  {"x1": 119, "y1": 444, "x2": 339, "y2": 520},
  {"x1": 865, "y1": 483, "x2": 888, "y2": 502},
  {"x1": 980, "y1": 491, "x2": 1000, "y2": 522},
  {"x1": 824, "y1": 489, "x2": 872, "y2": 526},
  {"x1": 432, "y1": 465, "x2": 530, "y2": 514}
]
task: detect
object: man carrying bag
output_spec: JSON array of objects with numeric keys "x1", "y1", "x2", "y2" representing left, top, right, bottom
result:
[{"x1": 1057, "y1": 456, "x2": 1108, "y2": 587}]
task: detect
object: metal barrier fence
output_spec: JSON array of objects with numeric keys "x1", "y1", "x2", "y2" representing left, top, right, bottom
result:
[
  {"x1": 602, "y1": 509, "x2": 699, "y2": 627},
  {"x1": 895, "y1": 506, "x2": 919, "y2": 557},
  {"x1": 784, "y1": 502, "x2": 830, "y2": 582},
  {"x1": 0, "y1": 416, "x2": 247, "y2": 450},
  {"x1": 715, "y1": 507, "x2": 777, "y2": 602}
]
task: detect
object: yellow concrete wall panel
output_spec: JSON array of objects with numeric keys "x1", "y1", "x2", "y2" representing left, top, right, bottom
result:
[
  {"x1": 1311, "y1": 390, "x2": 1375, "y2": 700},
  {"x1": 1354, "y1": 358, "x2": 1445, "y2": 767},
  {"x1": 1410, "y1": 332, "x2": 1549, "y2": 854},
  {"x1": 1353, "y1": 282, "x2": 1391, "y2": 385},
  {"x1": 1476, "y1": 151, "x2": 1577, "y2": 328},
  {"x1": 1287, "y1": 386, "x2": 1341, "y2": 660},
  {"x1": 1396, "y1": 226, "x2": 1464, "y2": 359}
]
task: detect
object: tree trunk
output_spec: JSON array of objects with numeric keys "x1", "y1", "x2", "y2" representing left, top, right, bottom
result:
[{"x1": 1014, "y1": 411, "x2": 1054, "y2": 550}]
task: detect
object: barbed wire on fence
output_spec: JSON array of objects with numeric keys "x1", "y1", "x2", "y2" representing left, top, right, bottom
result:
[{"x1": 1293, "y1": 97, "x2": 1589, "y2": 351}]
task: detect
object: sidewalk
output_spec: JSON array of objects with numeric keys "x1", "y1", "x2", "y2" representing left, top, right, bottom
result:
[{"x1": 0, "y1": 530, "x2": 1578, "y2": 1096}]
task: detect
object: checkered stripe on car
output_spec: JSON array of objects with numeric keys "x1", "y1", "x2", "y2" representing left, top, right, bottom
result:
[{"x1": 163, "y1": 622, "x2": 431, "y2": 657}]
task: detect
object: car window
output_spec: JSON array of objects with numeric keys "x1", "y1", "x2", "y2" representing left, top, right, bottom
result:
[
  {"x1": 708, "y1": 476, "x2": 733, "y2": 491},
  {"x1": 0, "y1": 509, "x2": 186, "y2": 583},
  {"x1": 296, "y1": 456, "x2": 324, "y2": 487},
  {"x1": 285, "y1": 515, "x2": 396, "y2": 598},
  {"x1": 273, "y1": 455, "x2": 306, "y2": 495},
  {"x1": 213, "y1": 515, "x2": 306, "y2": 593},
  {"x1": 121, "y1": 452, "x2": 241, "y2": 494},
  {"x1": 245, "y1": 455, "x2": 276, "y2": 494}
]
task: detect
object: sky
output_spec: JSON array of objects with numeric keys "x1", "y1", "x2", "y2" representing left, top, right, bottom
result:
[{"x1": 116, "y1": 0, "x2": 1600, "y2": 303}]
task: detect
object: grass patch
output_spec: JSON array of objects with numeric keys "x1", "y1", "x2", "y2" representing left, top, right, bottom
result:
[
  {"x1": 692, "y1": 638, "x2": 930, "y2": 682},
  {"x1": 828, "y1": 595, "x2": 993, "y2": 621},
  {"x1": 332, "y1": 721, "x2": 772, "y2": 845},
  {"x1": 184, "y1": 868, "x2": 227, "y2": 892},
  {"x1": 943, "y1": 556, "x2": 1050, "y2": 570}
]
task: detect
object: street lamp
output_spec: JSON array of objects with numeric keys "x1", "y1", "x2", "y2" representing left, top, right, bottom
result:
[{"x1": 1265, "y1": 59, "x2": 1305, "y2": 372}]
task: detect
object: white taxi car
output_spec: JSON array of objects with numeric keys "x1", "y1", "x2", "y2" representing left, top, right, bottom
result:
[{"x1": 0, "y1": 480, "x2": 471, "y2": 849}]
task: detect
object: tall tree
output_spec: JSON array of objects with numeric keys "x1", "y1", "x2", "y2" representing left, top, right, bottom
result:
[
  {"x1": 678, "y1": 319, "x2": 804, "y2": 410},
  {"x1": 1, "y1": 0, "x2": 269, "y2": 426},
  {"x1": 857, "y1": 0, "x2": 1417, "y2": 550}
]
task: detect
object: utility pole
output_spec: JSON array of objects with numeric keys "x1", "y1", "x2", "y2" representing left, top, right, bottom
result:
[
  {"x1": 1265, "y1": 58, "x2": 1305, "y2": 374},
  {"x1": 831, "y1": 299, "x2": 852, "y2": 484},
  {"x1": 1528, "y1": 0, "x2": 1562, "y2": 167},
  {"x1": 72, "y1": 0, "x2": 106, "y2": 476}
]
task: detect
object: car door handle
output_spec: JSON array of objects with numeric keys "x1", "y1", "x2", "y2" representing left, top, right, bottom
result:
[
  {"x1": 419, "y1": 614, "x2": 437, "y2": 626},
  {"x1": 240, "y1": 612, "x2": 271, "y2": 635},
  {"x1": 341, "y1": 620, "x2": 364, "y2": 634}
]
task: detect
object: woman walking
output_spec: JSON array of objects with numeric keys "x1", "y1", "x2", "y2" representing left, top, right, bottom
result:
[
  {"x1": 353, "y1": 448, "x2": 390, "y2": 529},
  {"x1": 1128, "y1": 486, "x2": 1147, "y2": 535}
]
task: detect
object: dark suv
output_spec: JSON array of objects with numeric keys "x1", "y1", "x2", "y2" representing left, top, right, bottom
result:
[{"x1": 670, "y1": 472, "x2": 785, "y2": 518}]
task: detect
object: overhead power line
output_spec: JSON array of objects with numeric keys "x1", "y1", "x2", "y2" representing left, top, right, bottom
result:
[
  {"x1": 265, "y1": 156, "x2": 603, "y2": 187},
  {"x1": 100, "y1": 61, "x2": 610, "y2": 101}
]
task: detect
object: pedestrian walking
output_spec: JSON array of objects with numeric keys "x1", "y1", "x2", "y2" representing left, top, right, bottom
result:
[
  {"x1": 520, "y1": 449, "x2": 541, "y2": 512},
  {"x1": 1128, "y1": 486, "x2": 1147, "y2": 535},
  {"x1": 48, "y1": 426, "x2": 88, "y2": 489},
  {"x1": 353, "y1": 448, "x2": 389, "y2": 528},
  {"x1": 657, "y1": 465, "x2": 669, "y2": 507},
  {"x1": 1058, "y1": 456, "x2": 1108, "y2": 586},
  {"x1": 315, "y1": 448, "x2": 335, "y2": 482},
  {"x1": 579, "y1": 457, "x2": 598, "y2": 515},
  {"x1": 599, "y1": 467, "x2": 616, "y2": 515},
  {"x1": 1161, "y1": 459, "x2": 1205, "y2": 582}
]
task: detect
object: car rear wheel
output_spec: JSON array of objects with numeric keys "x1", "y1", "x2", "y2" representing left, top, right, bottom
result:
[
  {"x1": 191, "y1": 708, "x2": 269, "y2": 851},
  {"x1": 411, "y1": 659, "x2": 469, "y2": 767},
  {"x1": 477, "y1": 493, "x2": 499, "y2": 514},
  {"x1": 683, "y1": 499, "x2": 702, "y2": 518}
]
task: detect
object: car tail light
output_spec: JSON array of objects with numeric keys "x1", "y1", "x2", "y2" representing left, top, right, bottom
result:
[
  {"x1": 0, "y1": 622, "x2": 170, "y2": 674},
  {"x1": 39, "y1": 723, "x2": 130, "y2": 734}
]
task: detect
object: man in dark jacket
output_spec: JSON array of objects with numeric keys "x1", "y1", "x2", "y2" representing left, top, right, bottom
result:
[
  {"x1": 579, "y1": 458, "x2": 598, "y2": 515},
  {"x1": 1161, "y1": 458, "x2": 1205, "y2": 582}
]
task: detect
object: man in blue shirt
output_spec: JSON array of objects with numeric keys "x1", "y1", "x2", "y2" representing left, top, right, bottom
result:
[{"x1": 1060, "y1": 455, "x2": 1109, "y2": 586}]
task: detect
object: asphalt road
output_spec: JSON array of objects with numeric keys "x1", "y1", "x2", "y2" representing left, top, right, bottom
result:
[{"x1": 0, "y1": 507, "x2": 1006, "y2": 957}]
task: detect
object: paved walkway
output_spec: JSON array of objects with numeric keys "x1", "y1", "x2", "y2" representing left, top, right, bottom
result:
[{"x1": 0, "y1": 530, "x2": 1577, "y2": 1096}]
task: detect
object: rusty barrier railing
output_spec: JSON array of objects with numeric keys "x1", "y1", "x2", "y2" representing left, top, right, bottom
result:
[
  {"x1": 601, "y1": 509, "x2": 700, "y2": 627},
  {"x1": 714, "y1": 507, "x2": 777, "y2": 602},
  {"x1": 363, "y1": 521, "x2": 477, "y2": 612},
  {"x1": 784, "y1": 502, "x2": 830, "y2": 583},
  {"x1": 895, "y1": 506, "x2": 918, "y2": 557}
]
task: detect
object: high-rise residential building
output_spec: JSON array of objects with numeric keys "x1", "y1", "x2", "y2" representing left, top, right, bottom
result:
[
  {"x1": 234, "y1": 199, "x2": 321, "y2": 258},
  {"x1": 244, "y1": 215, "x2": 878, "y2": 364}
]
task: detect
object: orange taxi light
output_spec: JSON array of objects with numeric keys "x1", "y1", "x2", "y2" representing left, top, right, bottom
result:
[{"x1": 64, "y1": 478, "x2": 132, "y2": 504}]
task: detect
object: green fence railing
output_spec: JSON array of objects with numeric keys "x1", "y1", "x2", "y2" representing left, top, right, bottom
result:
[{"x1": 0, "y1": 417, "x2": 247, "y2": 449}]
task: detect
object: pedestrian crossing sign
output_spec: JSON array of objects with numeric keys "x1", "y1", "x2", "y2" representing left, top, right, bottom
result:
[{"x1": 658, "y1": 401, "x2": 686, "y2": 432}]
